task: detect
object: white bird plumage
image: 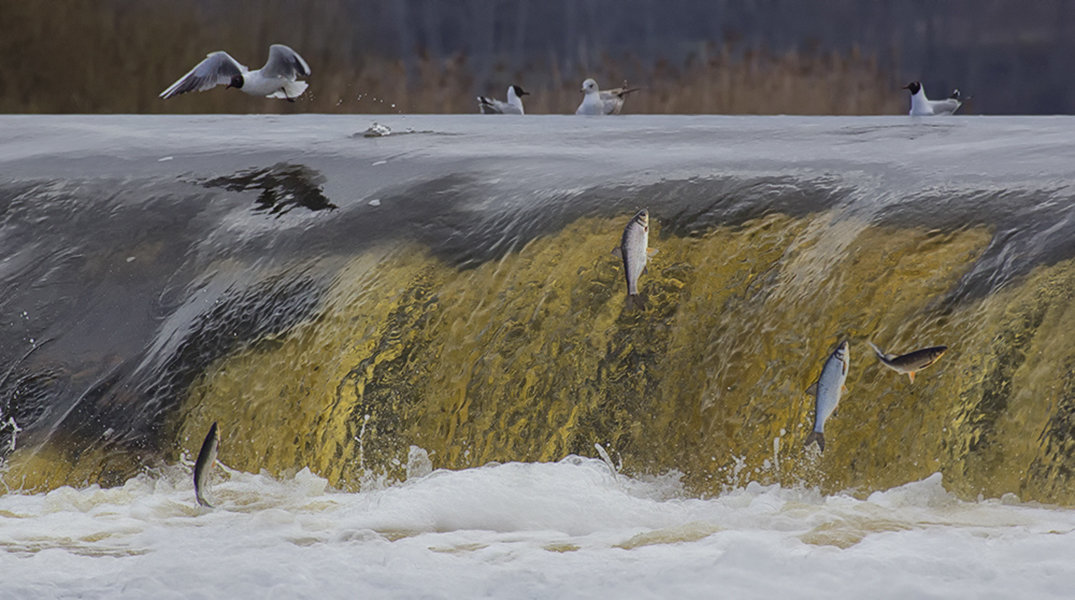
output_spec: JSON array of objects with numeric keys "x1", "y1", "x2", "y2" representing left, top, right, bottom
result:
[
  {"x1": 576, "y1": 78, "x2": 639, "y2": 115},
  {"x1": 477, "y1": 85, "x2": 529, "y2": 115},
  {"x1": 904, "y1": 81, "x2": 962, "y2": 116},
  {"x1": 160, "y1": 44, "x2": 311, "y2": 101}
]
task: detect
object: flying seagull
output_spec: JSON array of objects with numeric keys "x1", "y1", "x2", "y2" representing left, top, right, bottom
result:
[{"x1": 161, "y1": 44, "x2": 311, "y2": 102}]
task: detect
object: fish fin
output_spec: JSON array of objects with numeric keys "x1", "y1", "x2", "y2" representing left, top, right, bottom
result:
[
  {"x1": 624, "y1": 293, "x2": 647, "y2": 312},
  {"x1": 805, "y1": 381, "x2": 818, "y2": 396},
  {"x1": 647, "y1": 247, "x2": 659, "y2": 257},
  {"x1": 842, "y1": 385, "x2": 848, "y2": 394},
  {"x1": 907, "y1": 371, "x2": 915, "y2": 384},
  {"x1": 804, "y1": 431, "x2": 825, "y2": 452},
  {"x1": 611, "y1": 246, "x2": 622, "y2": 259},
  {"x1": 642, "y1": 265, "x2": 648, "y2": 275}
]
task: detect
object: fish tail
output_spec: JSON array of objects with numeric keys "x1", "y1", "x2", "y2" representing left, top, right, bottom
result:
[
  {"x1": 804, "y1": 431, "x2": 825, "y2": 452},
  {"x1": 195, "y1": 492, "x2": 213, "y2": 508},
  {"x1": 624, "y1": 293, "x2": 647, "y2": 312},
  {"x1": 867, "y1": 340, "x2": 886, "y2": 360}
]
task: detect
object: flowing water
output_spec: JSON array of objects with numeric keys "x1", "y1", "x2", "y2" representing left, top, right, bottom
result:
[{"x1": 1, "y1": 115, "x2": 1075, "y2": 597}]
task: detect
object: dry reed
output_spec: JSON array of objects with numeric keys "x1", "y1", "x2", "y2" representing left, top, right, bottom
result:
[{"x1": 0, "y1": 1, "x2": 905, "y2": 115}]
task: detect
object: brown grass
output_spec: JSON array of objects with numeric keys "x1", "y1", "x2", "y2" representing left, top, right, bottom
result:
[{"x1": 0, "y1": 1, "x2": 905, "y2": 115}]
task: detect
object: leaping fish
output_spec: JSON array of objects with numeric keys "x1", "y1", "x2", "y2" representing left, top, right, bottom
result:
[
  {"x1": 804, "y1": 340, "x2": 850, "y2": 453},
  {"x1": 194, "y1": 422, "x2": 220, "y2": 508},
  {"x1": 868, "y1": 341, "x2": 947, "y2": 384},
  {"x1": 612, "y1": 209, "x2": 658, "y2": 311}
]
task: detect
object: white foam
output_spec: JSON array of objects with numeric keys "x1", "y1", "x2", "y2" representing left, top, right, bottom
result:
[{"x1": 1, "y1": 459, "x2": 1074, "y2": 598}]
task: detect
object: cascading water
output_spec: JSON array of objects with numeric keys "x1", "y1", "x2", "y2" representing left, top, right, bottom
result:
[{"x1": 2, "y1": 115, "x2": 1075, "y2": 506}]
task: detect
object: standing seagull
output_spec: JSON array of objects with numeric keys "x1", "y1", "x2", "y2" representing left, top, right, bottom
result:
[
  {"x1": 903, "y1": 81, "x2": 962, "y2": 116},
  {"x1": 160, "y1": 44, "x2": 311, "y2": 101},
  {"x1": 477, "y1": 85, "x2": 529, "y2": 114},
  {"x1": 576, "y1": 78, "x2": 639, "y2": 115}
]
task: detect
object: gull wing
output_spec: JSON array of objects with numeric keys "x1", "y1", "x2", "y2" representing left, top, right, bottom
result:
[
  {"x1": 160, "y1": 51, "x2": 245, "y2": 99},
  {"x1": 477, "y1": 96, "x2": 504, "y2": 114},
  {"x1": 930, "y1": 98, "x2": 962, "y2": 115},
  {"x1": 599, "y1": 93, "x2": 625, "y2": 115},
  {"x1": 261, "y1": 44, "x2": 311, "y2": 79},
  {"x1": 599, "y1": 84, "x2": 639, "y2": 114},
  {"x1": 477, "y1": 96, "x2": 521, "y2": 114},
  {"x1": 602, "y1": 85, "x2": 640, "y2": 99}
]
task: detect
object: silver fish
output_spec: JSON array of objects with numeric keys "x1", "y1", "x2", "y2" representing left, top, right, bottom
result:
[
  {"x1": 612, "y1": 209, "x2": 657, "y2": 311},
  {"x1": 868, "y1": 341, "x2": 947, "y2": 384},
  {"x1": 804, "y1": 340, "x2": 850, "y2": 452},
  {"x1": 194, "y1": 421, "x2": 219, "y2": 508}
]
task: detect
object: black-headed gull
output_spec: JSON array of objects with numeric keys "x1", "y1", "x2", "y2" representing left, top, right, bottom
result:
[
  {"x1": 477, "y1": 85, "x2": 529, "y2": 115},
  {"x1": 903, "y1": 81, "x2": 962, "y2": 116},
  {"x1": 576, "y1": 78, "x2": 639, "y2": 115},
  {"x1": 160, "y1": 44, "x2": 311, "y2": 101}
]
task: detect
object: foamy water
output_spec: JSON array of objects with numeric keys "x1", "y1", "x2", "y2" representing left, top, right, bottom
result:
[
  {"x1": 2, "y1": 456, "x2": 1072, "y2": 599},
  {"x1": 5, "y1": 115, "x2": 1075, "y2": 597}
]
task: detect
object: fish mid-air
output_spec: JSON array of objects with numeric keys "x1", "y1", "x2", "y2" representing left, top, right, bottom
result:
[
  {"x1": 612, "y1": 209, "x2": 658, "y2": 311},
  {"x1": 868, "y1": 341, "x2": 947, "y2": 383},
  {"x1": 160, "y1": 44, "x2": 311, "y2": 101},
  {"x1": 477, "y1": 85, "x2": 529, "y2": 114},
  {"x1": 194, "y1": 422, "x2": 220, "y2": 508},
  {"x1": 804, "y1": 340, "x2": 850, "y2": 452},
  {"x1": 576, "y1": 78, "x2": 640, "y2": 115},
  {"x1": 903, "y1": 81, "x2": 962, "y2": 116}
]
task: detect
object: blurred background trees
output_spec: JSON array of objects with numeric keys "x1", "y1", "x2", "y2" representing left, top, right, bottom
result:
[{"x1": 1, "y1": 0, "x2": 1070, "y2": 114}]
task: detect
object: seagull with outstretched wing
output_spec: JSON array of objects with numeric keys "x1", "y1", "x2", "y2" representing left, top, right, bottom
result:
[{"x1": 161, "y1": 44, "x2": 311, "y2": 102}]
